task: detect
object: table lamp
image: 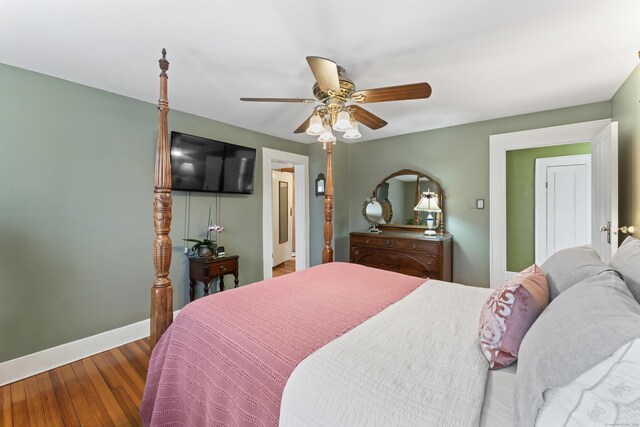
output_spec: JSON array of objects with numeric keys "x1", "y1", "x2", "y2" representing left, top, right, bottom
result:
[{"x1": 414, "y1": 192, "x2": 441, "y2": 235}]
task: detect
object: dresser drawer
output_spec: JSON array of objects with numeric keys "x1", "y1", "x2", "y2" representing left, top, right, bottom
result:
[
  {"x1": 350, "y1": 235, "x2": 395, "y2": 249},
  {"x1": 207, "y1": 259, "x2": 237, "y2": 275},
  {"x1": 351, "y1": 248, "x2": 438, "y2": 279},
  {"x1": 394, "y1": 239, "x2": 439, "y2": 253},
  {"x1": 350, "y1": 231, "x2": 452, "y2": 281}
]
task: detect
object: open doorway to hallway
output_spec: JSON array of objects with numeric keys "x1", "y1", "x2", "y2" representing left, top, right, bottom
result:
[
  {"x1": 261, "y1": 148, "x2": 309, "y2": 280},
  {"x1": 272, "y1": 164, "x2": 296, "y2": 277}
]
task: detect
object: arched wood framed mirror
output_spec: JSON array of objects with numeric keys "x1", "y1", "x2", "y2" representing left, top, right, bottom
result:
[{"x1": 369, "y1": 169, "x2": 446, "y2": 234}]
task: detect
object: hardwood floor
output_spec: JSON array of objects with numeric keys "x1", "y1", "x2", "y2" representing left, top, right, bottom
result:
[
  {"x1": 0, "y1": 338, "x2": 150, "y2": 427},
  {"x1": 272, "y1": 258, "x2": 296, "y2": 277}
]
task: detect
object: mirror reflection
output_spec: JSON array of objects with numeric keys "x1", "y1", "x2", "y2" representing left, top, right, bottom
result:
[
  {"x1": 368, "y1": 169, "x2": 446, "y2": 233},
  {"x1": 362, "y1": 198, "x2": 384, "y2": 233}
]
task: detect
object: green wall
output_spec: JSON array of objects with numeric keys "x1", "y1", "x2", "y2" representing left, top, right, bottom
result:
[
  {"x1": 506, "y1": 143, "x2": 592, "y2": 272},
  {"x1": 346, "y1": 102, "x2": 611, "y2": 286},
  {"x1": 612, "y1": 64, "x2": 640, "y2": 235},
  {"x1": 5, "y1": 58, "x2": 640, "y2": 363},
  {"x1": 0, "y1": 63, "x2": 312, "y2": 363}
]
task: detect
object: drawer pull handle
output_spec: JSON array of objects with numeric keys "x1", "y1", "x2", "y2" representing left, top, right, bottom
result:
[
  {"x1": 365, "y1": 239, "x2": 370, "y2": 244},
  {"x1": 427, "y1": 259, "x2": 433, "y2": 265},
  {"x1": 354, "y1": 249, "x2": 360, "y2": 255},
  {"x1": 411, "y1": 244, "x2": 417, "y2": 249},
  {"x1": 385, "y1": 240, "x2": 392, "y2": 247},
  {"x1": 220, "y1": 266, "x2": 226, "y2": 271}
]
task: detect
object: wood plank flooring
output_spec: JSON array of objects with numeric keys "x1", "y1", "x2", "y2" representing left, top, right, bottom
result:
[
  {"x1": 272, "y1": 258, "x2": 296, "y2": 278},
  {"x1": 0, "y1": 338, "x2": 150, "y2": 427}
]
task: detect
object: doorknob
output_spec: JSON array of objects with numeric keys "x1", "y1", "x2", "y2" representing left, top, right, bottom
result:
[
  {"x1": 600, "y1": 221, "x2": 611, "y2": 244},
  {"x1": 619, "y1": 225, "x2": 636, "y2": 234}
]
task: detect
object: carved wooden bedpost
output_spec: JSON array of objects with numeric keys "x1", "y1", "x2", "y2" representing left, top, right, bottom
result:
[
  {"x1": 150, "y1": 49, "x2": 173, "y2": 350},
  {"x1": 322, "y1": 143, "x2": 334, "y2": 263}
]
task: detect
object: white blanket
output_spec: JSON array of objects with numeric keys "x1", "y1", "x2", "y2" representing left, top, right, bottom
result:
[{"x1": 280, "y1": 280, "x2": 493, "y2": 427}]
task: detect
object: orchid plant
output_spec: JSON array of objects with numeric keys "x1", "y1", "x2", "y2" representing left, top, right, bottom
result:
[
  {"x1": 183, "y1": 207, "x2": 225, "y2": 255},
  {"x1": 184, "y1": 225, "x2": 224, "y2": 253}
]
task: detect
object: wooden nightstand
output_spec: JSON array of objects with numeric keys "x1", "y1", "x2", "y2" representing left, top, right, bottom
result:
[{"x1": 188, "y1": 255, "x2": 239, "y2": 301}]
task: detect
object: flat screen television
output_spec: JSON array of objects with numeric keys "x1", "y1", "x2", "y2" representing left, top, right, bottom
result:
[{"x1": 169, "y1": 131, "x2": 256, "y2": 194}]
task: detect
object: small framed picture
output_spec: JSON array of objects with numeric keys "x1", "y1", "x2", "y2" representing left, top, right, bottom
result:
[{"x1": 217, "y1": 246, "x2": 226, "y2": 257}]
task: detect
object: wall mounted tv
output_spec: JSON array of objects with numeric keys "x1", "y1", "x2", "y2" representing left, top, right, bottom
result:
[{"x1": 169, "y1": 131, "x2": 256, "y2": 194}]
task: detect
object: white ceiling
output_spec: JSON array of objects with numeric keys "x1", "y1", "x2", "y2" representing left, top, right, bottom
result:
[{"x1": 1, "y1": 1, "x2": 638, "y2": 144}]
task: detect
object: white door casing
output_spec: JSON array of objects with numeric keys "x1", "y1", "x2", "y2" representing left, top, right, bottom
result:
[
  {"x1": 591, "y1": 122, "x2": 619, "y2": 263},
  {"x1": 535, "y1": 155, "x2": 591, "y2": 265},
  {"x1": 262, "y1": 148, "x2": 309, "y2": 280},
  {"x1": 489, "y1": 119, "x2": 613, "y2": 288}
]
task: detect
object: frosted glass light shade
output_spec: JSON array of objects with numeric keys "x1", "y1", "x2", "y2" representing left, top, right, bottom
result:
[
  {"x1": 318, "y1": 124, "x2": 335, "y2": 143},
  {"x1": 333, "y1": 110, "x2": 352, "y2": 132},
  {"x1": 343, "y1": 122, "x2": 361, "y2": 139},
  {"x1": 306, "y1": 114, "x2": 324, "y2": 135}
]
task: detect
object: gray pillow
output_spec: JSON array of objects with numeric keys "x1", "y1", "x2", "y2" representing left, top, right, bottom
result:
[
  {"x1": 513, "y1": 270, "x2": 640, "y2": 426},
  {"x1": 540, "y1": 245, "x2": 611, "y2": 300},
  {"x1": 610, "y1": 236, "x2": 640, "y2": 303}
]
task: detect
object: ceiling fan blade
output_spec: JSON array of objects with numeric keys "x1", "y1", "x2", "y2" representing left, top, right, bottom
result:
[
  {"x1": 240, "y1": 97, "x2": 316, "y2": 103},
  {"x1": 306, "y1": 56, "x2": 341, "y2": 93},
  {"x1": 352, "y1": 82, "x2": 432, "y2": 103},
  {"x1": 350, "y1": 105, "x2": 388, "y2": 130},
  {"x1": 293, "y1": 115, "x2": 312, "y2": 134}
]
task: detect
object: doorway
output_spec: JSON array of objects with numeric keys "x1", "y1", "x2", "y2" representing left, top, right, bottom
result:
[
  {"x1": 272, "y1": 167, "x2": 296, "y2": 277},
  {"x1": 489, "y1": 119, "x2": 617, "y2": 287},
  {"x1": 261, "y1": 148, "x2": 309, "y2": 280},
  {"x1": 505, "y1": 144, "x2": 592, "y2": 272}
]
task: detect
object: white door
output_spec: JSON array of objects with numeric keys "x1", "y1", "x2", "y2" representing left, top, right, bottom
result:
[
  {"x1": 272, "y1": 170, "x2": 293, "y2": 266},
  {"x1": 535, "y1": 155, "x2": 591, "y2": 265},
  {"x1": 591, "y1": 122, "x2": 619, "y2": 262}
]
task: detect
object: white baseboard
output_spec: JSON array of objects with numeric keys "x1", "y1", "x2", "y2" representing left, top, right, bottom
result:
[{"x1": 0, "y1": 310, "x2": 180, "y2": 386}]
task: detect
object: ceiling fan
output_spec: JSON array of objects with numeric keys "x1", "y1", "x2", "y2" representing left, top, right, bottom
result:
[{"x1": 241, "y1": 56, "x2": 432, "y2": 143}]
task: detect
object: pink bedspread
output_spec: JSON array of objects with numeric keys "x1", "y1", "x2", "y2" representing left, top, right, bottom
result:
[{"x1": 141, "y1": 262, "x2": 424, "y2": 426}]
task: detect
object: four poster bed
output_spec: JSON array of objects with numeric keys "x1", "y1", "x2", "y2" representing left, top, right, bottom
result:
[{"x1": 144, "y1": 51, "x2": 640, "y2": 426}]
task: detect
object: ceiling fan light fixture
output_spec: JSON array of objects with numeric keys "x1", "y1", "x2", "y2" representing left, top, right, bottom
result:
[
  {"x1": 333, "y1": 109, "x2": 352, "y2": 132},
  {"x1": 306, "y1": 113, "x2": 324, "y2": 135},
  {"x1": 343, "y1": 121, "x2": 361, "y2": 139},
  {"x1": 318, "y1": 124, "x2": 335, "y2": 144},
  {"x1": 243, "y1": 57, "x2": 429, "y2": 140}
]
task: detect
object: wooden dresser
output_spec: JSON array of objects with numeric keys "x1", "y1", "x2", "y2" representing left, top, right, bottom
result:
[{"x1": 350, "y1": 230, "x2": 452, "y2": 280}]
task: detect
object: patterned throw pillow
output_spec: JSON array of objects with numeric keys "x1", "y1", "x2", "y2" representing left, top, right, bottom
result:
[{"x1": 479, "y1": 264, "x2": 549, "y2": 369}]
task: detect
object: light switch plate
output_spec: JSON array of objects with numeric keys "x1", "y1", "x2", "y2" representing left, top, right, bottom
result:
[{"x1": 476, "y1": 199, "x2": 485, "y2": 209}]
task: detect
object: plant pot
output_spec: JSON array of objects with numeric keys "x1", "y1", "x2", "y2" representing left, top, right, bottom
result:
[{"x1": 197, "y1": 246, "x2": 214, "y2": 257}]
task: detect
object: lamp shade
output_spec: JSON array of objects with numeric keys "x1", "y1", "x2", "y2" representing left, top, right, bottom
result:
[
  {"x1": 343, "y1": 121, "x2": 361, "y2": 139},
  {"x1": 306, "y1": 114, "x2": 324, "y2": 135},
  {"x1": 414, "y1": 192, "x2": 441, "y2": 212},
  {"x1": 333, "y1": 110, "x2": 352, "y2": 132},
  {"x1": 318, "y1": 124, "x2": 335, "y2": 143}
]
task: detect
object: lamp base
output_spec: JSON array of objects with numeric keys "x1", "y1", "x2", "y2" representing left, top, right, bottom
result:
[{"x1": 423, "y1": 229, "x2": 437, "y2": 236}]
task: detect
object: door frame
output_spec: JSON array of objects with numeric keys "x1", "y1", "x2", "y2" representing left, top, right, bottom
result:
[
  {"x1": 262, "y1": 148, "x2": 309, "y2": 279},
  {"x1": 489, "y1": 119, "x2": 610, "y2": 288},
  {"x1": 534, "y1": 154, "x2": 592, "y2": 265}
]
